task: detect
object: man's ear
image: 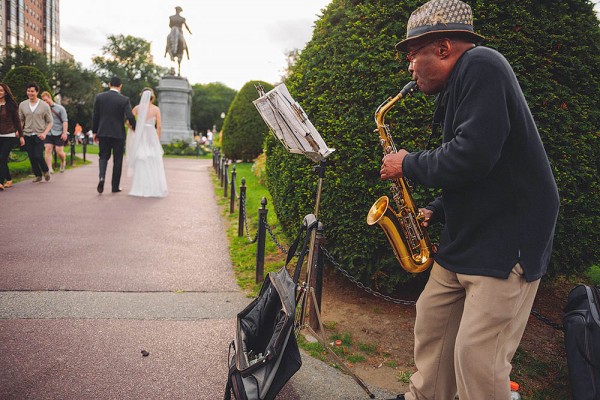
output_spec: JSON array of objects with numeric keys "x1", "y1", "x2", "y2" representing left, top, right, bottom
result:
[{"x1": 438, "y1": 38, "x2": 452, "y2": 59}]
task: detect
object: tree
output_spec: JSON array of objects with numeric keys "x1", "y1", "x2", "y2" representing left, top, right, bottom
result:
[
  {"x1": 221, "y1": 81, "x2": 273, "y2": 161},
  {"x1": 4, "y1": 66, "x2": 52, "y2": 102},
  {"x1": 191, "y1": 82, "x2": 237, "y2": 134},
  {"x1": 51, "y1": 59, "x2": 102, "y2": 132},
  {"x1": 0, "y1": 45, "x2": 50, "y2": 80},
  {"x1": 266, "y1": 0, "x2": 600, "y2": 290},
  {"x1": 92, "y1": 34, "x2": 168, "y2": 105}
]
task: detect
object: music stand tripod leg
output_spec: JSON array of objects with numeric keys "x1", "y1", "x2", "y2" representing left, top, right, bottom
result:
[
  {"x1": 294, "y1": 218, "x2": 374, "y2": 398},
  {"x1": 305, "y1": 289, "x2": 375, "y2": 399}
]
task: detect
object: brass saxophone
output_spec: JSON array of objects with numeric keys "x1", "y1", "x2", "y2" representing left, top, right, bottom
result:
[{"x1": 366, "y1": 81, "x2": 434, "y2": 273}]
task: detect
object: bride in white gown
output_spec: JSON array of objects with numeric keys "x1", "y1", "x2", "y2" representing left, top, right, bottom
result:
[{"x1": 126, "y1": 88, "x2": 168, "y2": 197}]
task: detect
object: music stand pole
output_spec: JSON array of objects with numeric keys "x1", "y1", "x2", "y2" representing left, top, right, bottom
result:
[
  {"x1": 297, "y1": 160, "x2": 375, "y2": 399},
  {"x1": 303, "y1": 160, "x2": 326, "y2": 300}
]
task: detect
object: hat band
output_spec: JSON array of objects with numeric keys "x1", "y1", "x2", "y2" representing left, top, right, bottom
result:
[{"x1": 407, "y1": 22, "x2": 475, "y2": 39}]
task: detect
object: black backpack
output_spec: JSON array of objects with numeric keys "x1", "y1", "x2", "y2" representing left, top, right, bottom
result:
[{"x1": 563, "y1": 284, "x2": 600, "y2": 400}]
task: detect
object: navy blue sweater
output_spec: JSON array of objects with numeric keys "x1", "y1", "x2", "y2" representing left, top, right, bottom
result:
[{"x1": 403, "y1": 46, "x2": 559, "y2": 282}]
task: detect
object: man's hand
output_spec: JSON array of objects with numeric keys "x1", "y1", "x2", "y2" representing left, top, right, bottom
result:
[
  {"x1": 380, "y1": 149, "x2": 408, "y2": 180},
  {"x1": 61, "y1": 132, "x2": 68, "y2": 142},
  {"x1": 93, "y1": 133, "x2": 98, "y2": 143},
  {"x1": 419, "y1": 208, "x2": 433, "y2": 227}
]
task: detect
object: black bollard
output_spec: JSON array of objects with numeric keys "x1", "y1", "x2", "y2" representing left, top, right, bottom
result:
[
  {"x1": 220, "y1": 158, "x2": 226, "y2": 187},
  {"x1": 69, "y1": 134, "x2": 75, "y2": 166},
  {"x1": 83, "y1": 135, "x2": 87, "y2": 162},
  {"x1": 238, "y1": 178, "x2": 246, "y2": 237},
  {"x1": 309, "y1": 222, "x2": 326, "y2": 331},
  {"x1": 256, "y1": 197, "x2": 268, "y2": 283},
  {"x1": 224, "y1": 163, "x2": 229, "y2": 198},
  {"x1": 230, "y1": 166, "x2": 236, "y2": 213}
]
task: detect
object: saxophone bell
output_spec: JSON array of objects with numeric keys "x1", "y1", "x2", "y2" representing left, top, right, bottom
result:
[{"x1": 367, "y1": 196, "x2": 432, "y2": 273}]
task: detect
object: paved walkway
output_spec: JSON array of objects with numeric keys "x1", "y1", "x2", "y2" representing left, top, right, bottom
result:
[{"x1": 0, "y1": 156, "x2": 395, "y2": 400}]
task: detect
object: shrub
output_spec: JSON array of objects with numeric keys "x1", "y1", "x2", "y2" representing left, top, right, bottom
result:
[
  {"x1": 221, "y1": 81, "x2": 274, "y2": 162},
  {"x1": 3, "y1": 66, "x2": 52, "y2": 102},
  {"x1": 266, "y1": 0, "x2": 600, "y2": 290},
  {"x1": 162, "y1": 139, "x2": 197, "y2": 156}
]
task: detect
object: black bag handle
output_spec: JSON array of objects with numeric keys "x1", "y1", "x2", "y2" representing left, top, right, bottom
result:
[
  {"x1": 224, "y1": 341, "x2": 235, "y2": 400},
  {"x1": 285, "y1": 215, "x2": 318, "y2": 285}
]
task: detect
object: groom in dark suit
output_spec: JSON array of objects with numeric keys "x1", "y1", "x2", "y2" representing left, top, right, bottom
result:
[{"x1": 92, "y1": 76, "x2": 137, "y2": 193}]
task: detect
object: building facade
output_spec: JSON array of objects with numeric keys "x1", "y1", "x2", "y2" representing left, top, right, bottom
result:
[{"x1": 1, "y1": 0, "x2": 60, "y2": 62}]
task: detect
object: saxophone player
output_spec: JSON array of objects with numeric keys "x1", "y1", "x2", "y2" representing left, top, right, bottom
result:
[{"x1": 380, "y1": 1, "x2": 559, "y2": 399}]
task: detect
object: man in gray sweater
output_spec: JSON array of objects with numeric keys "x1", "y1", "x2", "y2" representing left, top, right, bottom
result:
[{"x1": 19, "y1": 82, "x2": 53, "y2": 182}]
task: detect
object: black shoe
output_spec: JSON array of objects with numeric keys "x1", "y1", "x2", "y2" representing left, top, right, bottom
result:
[
  {"x1": 97, "y1": 179, "x2": 104, "y2": 194},
  {"x1": 112, "y1": 188, "x2": 122, "y2": 193},
  {"x1": 386, "y1": 396, "x2": 405, "y2": 400}
]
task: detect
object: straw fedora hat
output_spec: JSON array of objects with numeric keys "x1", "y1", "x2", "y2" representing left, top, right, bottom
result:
[{"x1": 396, "y1": 0, "x2": 485, "y2": 52}]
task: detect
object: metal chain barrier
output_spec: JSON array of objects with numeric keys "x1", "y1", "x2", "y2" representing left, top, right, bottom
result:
[
  {"x1": 263, "y1": 219, "x2": 289, "y2": 254},
  {"x1": 321, "y1": 246, "x2": 417, "y2": 306},
  {"x1": 241, "y1": 194, "x2": 258, "y2": 244},
  {"x1": 530, "y1": 309, "x2": 564, "y2": 331}
]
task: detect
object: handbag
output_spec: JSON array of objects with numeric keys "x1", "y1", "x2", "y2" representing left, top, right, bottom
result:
[{"x1": 224, "y1": 221, "x2": 315, "y2": 400}]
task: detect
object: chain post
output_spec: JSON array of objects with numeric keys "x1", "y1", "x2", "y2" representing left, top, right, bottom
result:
[
  {"x1": 83, "y1": 134, "x2": 87, "y2": 162},
  {"x1": 238, "y1": 178, "x2": 246, "y2": 237},
  {"x1": 256, "y1": 197, "x2": 268, "y2": 283},
  {"x1": 220, "y1": 158, "x2": 225, "y2": 187},
  {"x1": 230, "y1": 166, "x2": 236, "y2": 213},
  {"x1": 69, "y1": 134, "x2": 75, "y2": 166},
  {"x1": 218, "y1": 154, "x2": 223, "y2": 179},
  {"x1": 309, "y1": 222, "x2": 326, "y2": 331},
  {"x1": 224, "y1": 163, "x2": 229, "y2": 198}
]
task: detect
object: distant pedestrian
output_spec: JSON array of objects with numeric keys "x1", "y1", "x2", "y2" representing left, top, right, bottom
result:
[
  {"x1": 92, "y1": 76, "x2": 136, "y2": 194},
  {"x1": 19, "y1": 82, "x2": 52, "y2": 183},
  {"x1": 206, "y1": 129, "x2": 213, "y2": 148},
  {"x1": 74, "y1": 123, "x2": 83, "y2": 144},
  {"x1": 0, "y1": 83, "x2": 24, "y2": 190},
  {"x1": 41, "y1": 91, "x2": 69, "y2": 173}
]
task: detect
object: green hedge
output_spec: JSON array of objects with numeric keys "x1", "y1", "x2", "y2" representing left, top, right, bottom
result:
[
  {"x1": 222, "y1": 81, "x2": 274, "y2": 162},
  {"x1": 265, "y1": 0, "x2": 600, "y2": 290}
]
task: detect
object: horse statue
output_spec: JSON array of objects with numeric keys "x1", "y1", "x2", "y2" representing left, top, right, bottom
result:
[{"x1": 164, "y1": 6, "x2": 191, "y2": 76}]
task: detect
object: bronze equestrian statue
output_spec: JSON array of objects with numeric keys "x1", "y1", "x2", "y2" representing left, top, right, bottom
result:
[{"x1": 165, "y1": 6, "x2": 192, "y2": 76}]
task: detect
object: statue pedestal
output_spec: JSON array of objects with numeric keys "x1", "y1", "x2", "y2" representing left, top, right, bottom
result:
[{"x1": 157, "y1": 75, "x2": 194, "y2": 145}]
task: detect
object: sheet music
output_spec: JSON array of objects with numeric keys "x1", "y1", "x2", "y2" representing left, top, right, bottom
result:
[{"x1": 253, "y1": 84, "x2": 335, "y2": 162}]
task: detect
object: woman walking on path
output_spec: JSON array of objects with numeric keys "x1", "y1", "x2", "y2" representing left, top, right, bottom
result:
[
  {"x1": 0, "y1": 83, "x2": 24, "y2": 190},
  {"x1": 126, "y1": 88, "x2": 168, "y2": 198}
]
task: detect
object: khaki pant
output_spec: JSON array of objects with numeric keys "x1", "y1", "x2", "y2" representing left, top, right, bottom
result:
[{"x1": 405, "y1": 262, "x2": 540, "y2": 400}]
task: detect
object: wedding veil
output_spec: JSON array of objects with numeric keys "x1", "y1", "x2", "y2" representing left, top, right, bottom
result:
[{"x1": 126, "y1": 90, "x2": 152, "y2": 177}]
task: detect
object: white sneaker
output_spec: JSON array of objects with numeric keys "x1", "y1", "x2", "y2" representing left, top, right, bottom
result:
[{"x1": 60, "y1": 161, "x2": 66, "y2": 172}]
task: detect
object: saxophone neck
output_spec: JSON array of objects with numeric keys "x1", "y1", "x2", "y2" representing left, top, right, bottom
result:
[{"x1": 375, "y1": 81, "x2": 418, "y2": 127}]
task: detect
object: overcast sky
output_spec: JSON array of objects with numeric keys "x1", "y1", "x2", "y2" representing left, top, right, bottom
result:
[
  {"x1": 59, "y1": 0, "x2": 332, "y2": 90},
  {"x1": 60, "y1": 1, "x2": 600, "y2": 91}
]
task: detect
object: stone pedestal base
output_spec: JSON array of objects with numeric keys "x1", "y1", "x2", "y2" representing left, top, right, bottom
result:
[{"x1": 157, "y1": 75, "x2": 194, "y2": 145}]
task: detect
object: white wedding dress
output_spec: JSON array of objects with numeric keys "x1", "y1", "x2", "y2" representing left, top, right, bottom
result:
[{"x1": 127, "y1": 92, "x2": 168, "y2": 198}]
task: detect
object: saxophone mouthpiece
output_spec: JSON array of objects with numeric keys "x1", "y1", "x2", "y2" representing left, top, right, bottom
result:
[{"x1": 400, "y1": 81, "x2": 418, "y2": 97}]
